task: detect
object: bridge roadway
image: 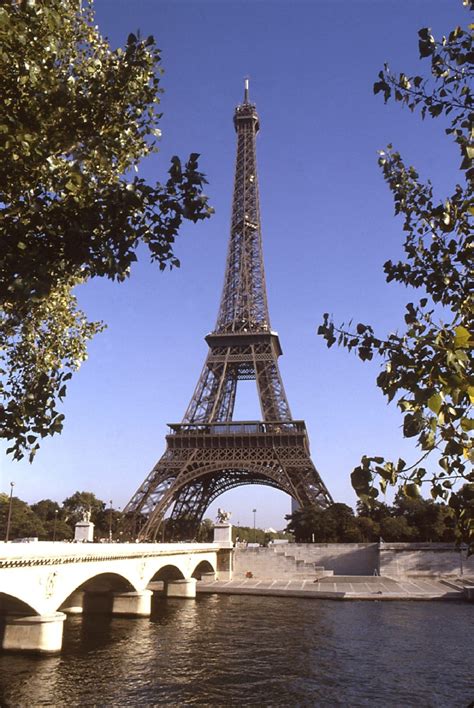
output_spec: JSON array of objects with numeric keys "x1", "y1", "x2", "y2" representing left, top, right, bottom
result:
[{"x1": 0, "y1": 541, "x2": 232, "y2": 654}]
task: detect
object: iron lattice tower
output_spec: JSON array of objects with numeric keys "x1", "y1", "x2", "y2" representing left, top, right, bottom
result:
[{"x1": 124, "y1": 81, "x2": 332, "y2": 540}]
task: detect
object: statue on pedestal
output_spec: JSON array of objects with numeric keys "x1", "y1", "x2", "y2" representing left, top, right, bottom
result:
[{"x1": 216, "y1": 508, "x2": 231, "y2": 524}]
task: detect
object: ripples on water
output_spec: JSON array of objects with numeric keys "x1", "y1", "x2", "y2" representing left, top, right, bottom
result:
[{"x1": 0, "y1": 597, "x2": 471, "y2": 706}]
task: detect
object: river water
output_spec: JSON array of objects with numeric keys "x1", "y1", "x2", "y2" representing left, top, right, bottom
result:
[{"x1": 0, "y1": 595, "x2": 471, "y2": 706}]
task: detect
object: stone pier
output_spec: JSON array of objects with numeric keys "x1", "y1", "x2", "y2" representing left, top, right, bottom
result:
[
  {"x1": 1, "y1": 612, "x2": 66, "y2": 654},
  {"x1": 112, "y1": 590, "x2": 152, "y2": 616},
  {"x1": 166, "y1": 578, "x2": 197, "y2": 598}
]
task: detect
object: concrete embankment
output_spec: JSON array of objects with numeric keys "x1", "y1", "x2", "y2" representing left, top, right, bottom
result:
[
  {"x1": 197, "y1": 576, "x2": 471, "y2": 601},
  {"x1": 201, "y1": 544, "x2": 474, "y2": 601},
  {"x1": 233, "y1": 543, "x2": 473, "y2": 579}
]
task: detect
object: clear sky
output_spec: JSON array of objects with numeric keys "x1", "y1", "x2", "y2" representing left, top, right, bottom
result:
[{"x1": 1, "y1": 0, "x2": 468, "y2": 530}]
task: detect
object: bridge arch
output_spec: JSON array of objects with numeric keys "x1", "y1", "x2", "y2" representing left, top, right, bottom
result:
[
  {"x1": 0, "y1": 592, "x2": 39, "y2": 617},
  {"x1": 191, "y1": 559, "x2": 215, "y2": 580},
  {"x1": 55, "y1": 569, "x2": 139, "y2": 615},
  {"x1": 74, "y1": 572, "x2": 135, "y2": 593},
  {"x1": 149, "y1": 564, "x2": 186, "y2": 583}
]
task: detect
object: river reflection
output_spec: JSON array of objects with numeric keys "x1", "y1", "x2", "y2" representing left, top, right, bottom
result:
[{"x1": 0, "y1": 596, "x2": 471, "y2": 706}]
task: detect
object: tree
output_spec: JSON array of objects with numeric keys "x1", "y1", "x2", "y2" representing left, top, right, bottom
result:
[
  {"x1": 232, "y1": 525, "x2": 292, "y2": 544},
  {"x1": 30, "y1": 498, "x2": 60, "y2": 521},
  {"x1": 318, "y1": 9, "x2": 473, "y2": 551},
  {"x1": 197, "y1": 518, "x2": 214, "y2": 543},
  {"x1": 44, "y1": 518, "x2": 73, "y2": 542},
  {"x1": 324, "y1": 503, "x2": 363, "y2": 542},
  {"x1": 62, "y1": 490, "x2": 105, "y2": 527},
  {"x1": 379, "y1": 516, "x2": 416, "y2": 543},
  {"x1": 285, "y1": 507, "x2": 325, "y2": 542},
  {"x1": 31, "y1": 498, "x2": 72, "y2": 540},
  {"x1": 355, "y1": 516, "x2": 380, "y2": 543},
  {"x1": 285, "y1": 503, "x2": 362, "y2": 543},
  {"x1": 0, "y1": 0, "x2": 212, "y2": 460},
  {"x1": 392, "y1": 491, "x2": 453, "y2": 542},
  {"x1": 0, "y1": 494, "x2": 46, "y2": 540},
  {"x1": 356, "y1": 499, "x2": 392, "y2": 525}
]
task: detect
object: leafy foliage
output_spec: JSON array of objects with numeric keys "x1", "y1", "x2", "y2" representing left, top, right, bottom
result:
[
  {"x1": 0, "y1": 494, "x2": 46, "y2": 540},
  {"x1": 286, "y1": 504, "x2": 364, "y2": 543},
  {"x1": 0, "y1": 0, "x2": 212, "y2": 459},
  {"x1": 286, "y1": 495, "x2": 459, "y2": 544},
  {"x1": 318, "y1": 10, "x2": 473, "y2": 551},
  {"x1": 197, "y1": 518, "x2": 214, "y2": 543},
  {"x1": 1, "y1": 280, "x2": 103, "y2": 461},
  {"x1": 62, "y1": 490, "x2": 106, "y2": 526},
  {"x1": 0, "y1": 490, "x2": 123, "y2": 541},
  {"x1": 232, "y1": 525, "x2": 292, "y2": 545}
]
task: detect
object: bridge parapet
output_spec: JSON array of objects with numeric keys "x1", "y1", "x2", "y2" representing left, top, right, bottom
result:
[{"x1": 0, "y1": 541, "x2": 218, "y2": 568}]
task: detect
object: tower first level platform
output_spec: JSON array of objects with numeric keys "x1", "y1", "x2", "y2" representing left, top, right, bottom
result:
[{"x1": 127, "y1": 421, "x2": 331, "y2": 541}]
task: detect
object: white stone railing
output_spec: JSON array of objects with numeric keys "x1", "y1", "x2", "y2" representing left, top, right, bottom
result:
[{"x1": 0, "y1": 541, "x2": 220, "y2": 568}]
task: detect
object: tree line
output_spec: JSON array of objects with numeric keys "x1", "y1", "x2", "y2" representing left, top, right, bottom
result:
[
  {"x1": 1, "y1": 487, "x2": 468, "y2": 546},
  {"x1": 284, "y1": 490, "x2": 471, "y2": 544},
  {"x1": 0, "y1": 491, "x2": 121, "y2": 542}
]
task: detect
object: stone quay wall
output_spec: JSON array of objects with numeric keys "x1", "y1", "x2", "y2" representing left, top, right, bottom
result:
[
  {"x1": 233, "y1": 543, "x2": 473, "y2": 579},
  {"x1": 379, "y1": 543, "x2": 473, "y2": 577}
]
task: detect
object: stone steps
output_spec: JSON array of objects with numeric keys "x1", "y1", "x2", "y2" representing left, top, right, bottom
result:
[
  {"x1": 440, "y1": 576, "x2": 474, "y2": 591},
  {"x1": 233, "y1": 548, "x2": 333, "y2": 580}
]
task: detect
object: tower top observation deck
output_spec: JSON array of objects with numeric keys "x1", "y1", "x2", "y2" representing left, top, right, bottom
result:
[{"x1": 234, "y1": 78, "x2": 260, "y2": 133}]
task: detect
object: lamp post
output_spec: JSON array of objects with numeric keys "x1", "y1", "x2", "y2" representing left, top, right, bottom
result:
[
  {"x1": 53, "y1": 508, "x2": 58, "y2": 541},
  {"x1": 109, "y1": 500, "x2": 113, "y2": 542},
  {"x1": 252, "y1": 508, "x2": 257, "y2": 544},
  {"x1": 5, "y1": 482, "x2": 15, "y2": 542}
]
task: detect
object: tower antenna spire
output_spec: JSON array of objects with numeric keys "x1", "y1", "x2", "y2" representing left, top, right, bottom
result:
[{"x1": 244, "y1": 77, "x2": 249, "y2": 103}]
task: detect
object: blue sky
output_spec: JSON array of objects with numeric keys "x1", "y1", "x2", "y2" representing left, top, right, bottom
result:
[{"x1": 1, "y1": 0, "x2": 468, "y2": 529}]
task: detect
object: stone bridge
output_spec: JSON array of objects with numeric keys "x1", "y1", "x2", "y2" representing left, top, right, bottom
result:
[{"x1": 0, "y1": 541, "x2": 232, "y2": 654}]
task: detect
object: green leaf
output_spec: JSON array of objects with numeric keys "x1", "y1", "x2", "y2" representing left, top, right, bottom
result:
[
  {"x1": 351, "y1": 466, "x2": 372, "y2": 494},
  {"x1": 427, "y1": 392, "x2": 442, "y2": 414},
  {"x1": 404, "y1": 483, "x2": 420, "y2": 499},
  {"x1": 454, "y1": 326, "x2": 471, "y2": 349},
  {"x1": 403, "y1": 413, "x2": 422, "y2": 438},
  {"x1": 461, "y1": 418, "x2": 474, "y2": 432}
]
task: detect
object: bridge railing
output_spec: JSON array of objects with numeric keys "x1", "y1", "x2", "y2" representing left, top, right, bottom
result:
[{"x1": 0, "y1": 541, "x2": 221, "y2": 567}]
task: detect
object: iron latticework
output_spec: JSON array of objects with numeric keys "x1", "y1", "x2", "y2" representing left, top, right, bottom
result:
[{"x1": 124, "y1": 82, "x2": 332, "y2": 540}]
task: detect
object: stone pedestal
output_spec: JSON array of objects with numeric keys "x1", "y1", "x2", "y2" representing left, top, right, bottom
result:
[
  {"x1": 213, "y1": 523, "x2": 232, "y2": 547},
  {"x1": 216, "y1": 548, "x2": 233, "y2": 581},
  {"x1": 1, "y1": 612, "x2": 66, "y2": 654},
  {"x1": 166, "y1": 578, "x2": 197, "y2": 598},
  {"x1": 112, "y1": 590, "x2": 152, "y2": 616},
  {"x1": 74, "y1": 520, "x2": 94, "y2": 542}
]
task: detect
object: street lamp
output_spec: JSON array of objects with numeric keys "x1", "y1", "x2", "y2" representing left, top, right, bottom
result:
[
  {"x1": 5, "y1": 482, "x2": 15, "y2": 542},
  {"x1": 252, "y1": 508, "x2": 257, "y2": 544},
  {"x1": 109, "y1": 500, "x2": 113, "y2": 542},
  {"x1": 53, "y1": 509, "x2": 59, "y2": 541}
]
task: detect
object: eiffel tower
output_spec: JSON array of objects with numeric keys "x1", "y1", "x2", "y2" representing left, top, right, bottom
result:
[{"x1": 124, "y1": 81, "x2": 333, "y2": 540}]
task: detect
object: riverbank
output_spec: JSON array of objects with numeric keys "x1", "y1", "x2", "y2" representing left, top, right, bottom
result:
[{"x1": 197, "y1": 575, "x2": 472, "y2": 601}]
